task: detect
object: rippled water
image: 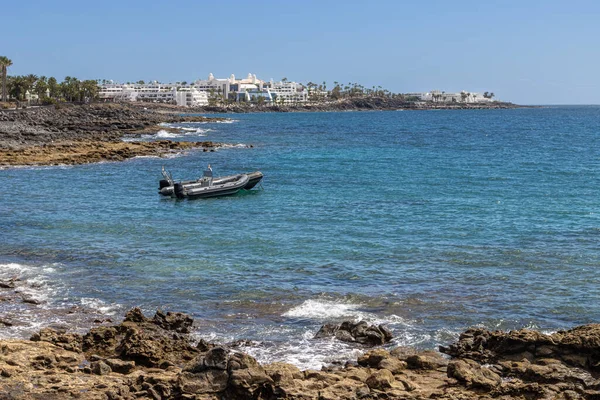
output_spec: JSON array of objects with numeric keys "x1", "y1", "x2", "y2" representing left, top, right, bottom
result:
[{"x1": 1, "y1": 107, "x2": 599, "y2": 369}]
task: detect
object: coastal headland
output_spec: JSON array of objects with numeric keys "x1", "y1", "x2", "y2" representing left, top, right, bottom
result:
[
  {"x1": 0, "y1": 103, "x2": 229, "y2": 167},
  {"x1": 1, "y1": 308, "x2": 599, "y2": 399}
]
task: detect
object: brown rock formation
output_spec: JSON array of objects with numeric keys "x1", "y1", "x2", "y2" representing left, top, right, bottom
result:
[{"x1": 2, "y1": 309, "x2": 600, "y2": 399}]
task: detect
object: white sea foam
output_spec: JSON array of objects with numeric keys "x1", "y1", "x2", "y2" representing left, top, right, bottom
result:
[
  {"x1": 155, "y1": 129, "x2": 180, "y2": 138},
  {"x1": 220, "y1": 143, "x2": 248, "y2": 149},
  {"x1": 283, "y1": 299, "x2": 412, "y2": 327},
  {"x1": 283, "y1": 299, "x2": 367, "y2": 320},
  {"x1": 178, "y1": 119, "x2": 237, "y2": 124},
  {"x1": 125, "y1": 127, "x2": 212, "y2": 141},
  {"x1": 0, "y1": 261, "x2": 124, "y2": 339},
  {"x1": 0, "y1": 262, "x2": 31, "y2": 277},
  {"x1": 0, "y1": 262, "x2": 62, "y2": 302},
  {"x1": 236, "y1": 328, "x2": 365, "y2": 371},
  {"x1": 79, "y1": 297, "x2": 119, "y2": 315},
  {"x1": 180, "y1": 127, "x2": 213, "y2": 134}
]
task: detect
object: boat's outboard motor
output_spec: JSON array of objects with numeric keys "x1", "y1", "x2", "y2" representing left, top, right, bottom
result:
[
  {"x1": 159, "y1": 179, "x2": 171, "y2": 190},
  {"x1": 174, "y1": 182, "x2": 186, "y2": 199}
]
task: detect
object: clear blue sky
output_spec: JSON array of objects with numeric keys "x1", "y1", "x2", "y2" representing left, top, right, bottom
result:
[{"x1": 3, "y1": 0, "x2": 599, "y2": 104}]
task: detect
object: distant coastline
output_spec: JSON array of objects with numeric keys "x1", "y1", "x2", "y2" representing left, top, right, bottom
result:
[{"x1": 140, "y1": 97, "x2": 525, "y2": 114}]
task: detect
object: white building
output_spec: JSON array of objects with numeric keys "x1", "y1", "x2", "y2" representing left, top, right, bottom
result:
[
  {"x1": 98, "y1": 81, "x2": 208, "y2": 107},
  {"x1": 266, "y1": 79, "x2": 308, "y2": 103},
  {"x1": 98, "y1": 72, "x2": 308, "y2": 106},
  {"x1": 175, "y1": 88, "x2": 209, "y2": 107},
  {"x1": 405, "y1": 90, "x2": 493, "y2": 103},
  {"x1": 98, "y1": 83, "x2": 126, "y2": 101},
  {"x1": 191, "y1": 73, "x2": 232, "y2": 100}
]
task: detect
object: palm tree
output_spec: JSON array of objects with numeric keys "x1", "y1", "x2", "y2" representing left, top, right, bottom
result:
[
  {"x1": 7, "y1": 75, "x2": 27, "y2": 101},
  {"x1": 35, "y1": 76, "x2": 48, "y2": 100},
  {"x1": 0, "y1": 56, "x2": 13, "y2": 102},
  {"x1": 24, "y1": 74, "x2": 38, "y2": 96},
  {"x1": 47, "y1": 77, "x2": 59, "y2": 99},
  {"x1": 81, "y1": 80, "x2": 99, "y2": 102}
]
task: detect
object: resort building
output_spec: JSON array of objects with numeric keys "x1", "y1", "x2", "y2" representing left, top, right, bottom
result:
[
  {"x1": 98, "y1": 83, "x2": 127, "y2": 101},
  {"x1": 98, "y1": 82, "x2": 208, "y2": 107},
  {"x1": 97, "y1": 73, "x2": 308, "y2": 106},
  {"x1": 265, "y1": 80, "x2": 308, "y2": 103},
  {"x1": 191, "y1": 73, "x2": 233, "y2": 100},
  {"x1": 175, "y1": 88, "x2": 209, "y2": 107},
  {"x1": 405, "y1": 91, "x2": 494, "y2": 103}
]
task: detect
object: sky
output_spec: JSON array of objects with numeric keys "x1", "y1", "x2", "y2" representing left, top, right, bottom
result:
[{"x1": 2, "y1": 0, "x2": 599, "y2": 104}]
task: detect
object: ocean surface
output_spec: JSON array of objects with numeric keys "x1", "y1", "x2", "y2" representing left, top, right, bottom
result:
[{"x1": 1, "y1": 107, "x2": 599, "y2": 369}]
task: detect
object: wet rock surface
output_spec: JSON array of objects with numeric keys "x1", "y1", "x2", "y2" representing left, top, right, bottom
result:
[
  {"x1": 2, "y1": 309, "x2": 600, "y2": 399},
  {"x1": 0, "y1": 103, "x2": 229, "y2": 166},
  {"x1": 314, "y1": 320, "x2": 394, "y2": 345}
]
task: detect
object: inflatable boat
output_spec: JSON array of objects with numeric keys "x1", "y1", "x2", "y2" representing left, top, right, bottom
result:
[{"x1": 159, "y1": 166, "x2": 263, "y2": 199}]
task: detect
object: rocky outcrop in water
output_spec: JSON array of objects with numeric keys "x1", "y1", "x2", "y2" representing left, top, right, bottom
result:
[
  {"x1": 2, "y1": 308, "x2": 600, "y2": 399},
  {"x1": 0, "y1": 103, "x2": 231, "y2": 166},
  {"x1": 314, "y1": 320, "x2": 393, "y2": 345},
  {"x1": 0, "y1": 103, "x2": 224, "y2": 149}
]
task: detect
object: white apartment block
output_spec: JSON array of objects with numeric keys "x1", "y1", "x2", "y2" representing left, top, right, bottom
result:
[
  {"x1": 98, "y1": 73, "x2": 309, "y2": 106},
  {"x1": 98, "y1": 82, "x2": 208, "y2": 107},
  {"x1": 175, "y1": 88, "x2": 209, "y2": 107},
  {"x1": 266, "y1": 80, "x2": 308, "y2": 103}
]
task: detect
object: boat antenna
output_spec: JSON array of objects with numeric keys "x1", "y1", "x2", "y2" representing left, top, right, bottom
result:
[{"x1": 161, "y1": 166, "x2": 174, "y2": 186}]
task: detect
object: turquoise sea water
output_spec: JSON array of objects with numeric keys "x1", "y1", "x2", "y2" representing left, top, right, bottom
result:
[{"x1": 1, "y1": 107, "x2": 599, "y2": 368}]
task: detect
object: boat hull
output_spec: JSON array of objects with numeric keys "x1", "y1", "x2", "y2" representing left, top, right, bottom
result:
[
  {"x1": 174, "y1": 174, "x2": 250, "y2": 199},
  {"x1": 243, "y1": 171, "x2": 264, "y2": 190},
  {"x1": 159, "y1": 171, "x2": 263, "y2": 196}
]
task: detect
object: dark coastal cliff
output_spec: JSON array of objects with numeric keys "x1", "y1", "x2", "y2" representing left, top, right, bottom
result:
[{"x1": 1, "y1": 308, "x2": 599, "y2": 399}]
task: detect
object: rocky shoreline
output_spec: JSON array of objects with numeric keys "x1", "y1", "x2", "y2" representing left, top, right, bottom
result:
[
  {"x1": 0, "y1": 103, "x2": 231, "y2": 167},
  {"x1": 1, "y1": 308, "x2": 599, "y2": 399}
]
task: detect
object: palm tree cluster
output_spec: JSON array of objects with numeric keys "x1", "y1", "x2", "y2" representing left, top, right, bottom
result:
[
  {"x1": 306, "y1": 81, "x2": 403, "y2": 102},
  {"x1": 8, "y1": 75, "x2": 100, "y2": 104},
  {"x1": 0, "y1": 60, "x2": 99, "y2": 105}
]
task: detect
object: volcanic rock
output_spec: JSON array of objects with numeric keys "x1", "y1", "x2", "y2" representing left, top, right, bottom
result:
[
  {"x1": 315, "y1": 320, "x2": 394, "y2": 345},
  {"x1": 3, "y1": 310, "x2": 600, "y2": 399}
]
